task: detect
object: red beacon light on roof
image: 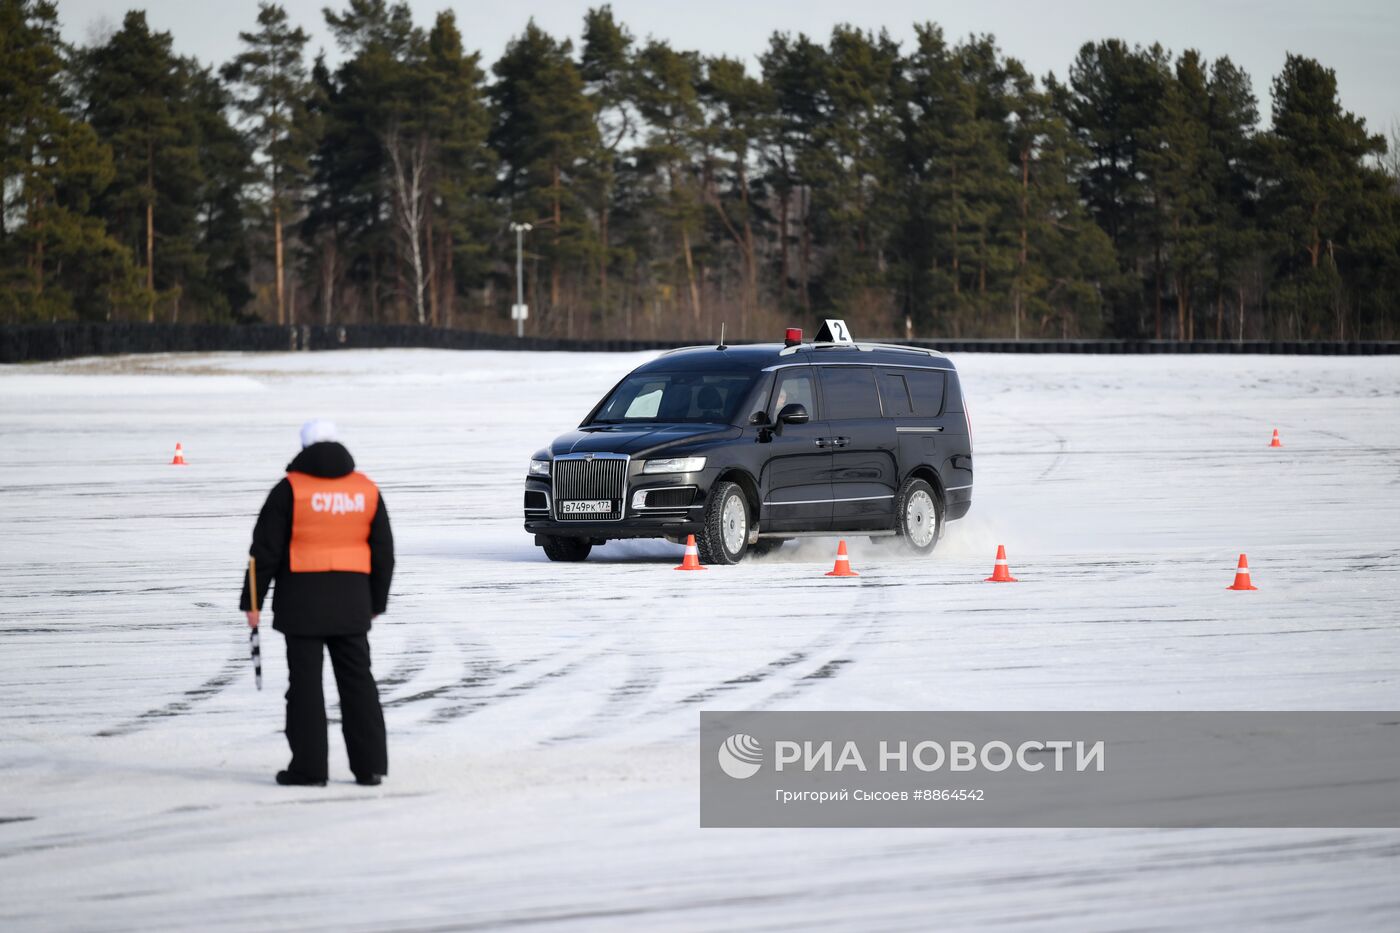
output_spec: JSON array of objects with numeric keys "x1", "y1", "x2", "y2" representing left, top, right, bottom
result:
[{"x1": 783, "y1": 327, "x2": 803, "y2": 347}]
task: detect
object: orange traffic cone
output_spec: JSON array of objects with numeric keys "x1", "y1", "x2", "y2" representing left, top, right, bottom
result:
[
  {"x1": 171, "y1": 443, "x2": 187, "y2": 465},
  {"x1": 1269, "y1": 429, "x2": 1282, "y2": 448},
  {"x1": 674, "y1": 534, "x2": 706, "y2": 571},
  {"x1": 1226, "y1": 553, "x2": 1258, "y2": 590},
  {"x1": 825, "y1": 539, "x2": 859, "y2": 577},
  {"x1": 984, "y1": 545, "x2": 1018, "y2": 582}
]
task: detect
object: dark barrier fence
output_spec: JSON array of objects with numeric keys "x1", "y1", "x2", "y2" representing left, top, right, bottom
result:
[{"x1": 3, "y1": 323, "x2": 1398, "y2": 364}]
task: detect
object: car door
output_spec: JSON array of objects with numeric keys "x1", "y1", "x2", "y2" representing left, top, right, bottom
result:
[
  {"x1": 758, "y1": 365, "x2": 833, "y2": 531},
  {"x1": 817, "y1": 365, "x2": 897, "y2": 530},
  {"x1": 880, "y1": 364, "x2": 961, "y2": 498}
]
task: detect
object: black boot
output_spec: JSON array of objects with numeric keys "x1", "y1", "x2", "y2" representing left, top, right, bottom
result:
[
  {"x1": 276, "y1": 769, "x2": 327, "y2": 787},
  {"x1": 354, "y1": 773, "x2": 383, "y2": 787}
]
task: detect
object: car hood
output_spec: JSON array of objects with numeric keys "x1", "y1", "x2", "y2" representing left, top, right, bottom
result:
[{"x1": 548, "y1": 423, "x2": 739, "y2": 457}]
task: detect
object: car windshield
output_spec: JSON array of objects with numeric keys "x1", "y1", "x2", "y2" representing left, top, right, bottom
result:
[{"x1": 590, "y1": 371, "x2": 758, "y2": 425}]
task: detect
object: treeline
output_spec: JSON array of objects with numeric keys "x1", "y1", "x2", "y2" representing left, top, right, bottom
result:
[{"x1": 3, "y1": 0, "x2": 1398, "y2": 340}]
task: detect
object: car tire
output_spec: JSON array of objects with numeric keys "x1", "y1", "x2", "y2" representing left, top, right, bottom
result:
[
  {"x1": 895, "y1": 476, "x2": 943, "y2": 555},
  {"x1": 748, "y1": 538, "x2": 786, "y2": 558},
  {"x1": 697, "y1": 481, "x2": 749, "y2": 565},
  {"x1": 540, "y1": 535, "x2": 592, "y2": 562}
]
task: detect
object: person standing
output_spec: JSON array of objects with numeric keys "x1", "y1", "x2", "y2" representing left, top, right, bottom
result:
[{"x1": 240, "y1": 420, "x2": 394, "y2": 787}]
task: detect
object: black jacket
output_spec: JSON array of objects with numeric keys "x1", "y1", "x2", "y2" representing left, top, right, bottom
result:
[{"x1": 239, "y1": 442, "x2": 394, "y2": 635}]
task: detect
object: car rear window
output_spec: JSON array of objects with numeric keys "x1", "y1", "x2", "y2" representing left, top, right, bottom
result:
[
  {"x1": 817, "y1": 366, "x2": 881, "y2": 420},
  {"x1": 876, "y1": 370, "x2": 914, "y2": 417},
  {"x1": 904, "y1": 369, "x2": 946, "y2": 416}
]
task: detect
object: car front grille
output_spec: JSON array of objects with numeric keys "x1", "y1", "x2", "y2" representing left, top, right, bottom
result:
[{"x1": 552, "y1": 455, "x2": 627, "y2": 521}]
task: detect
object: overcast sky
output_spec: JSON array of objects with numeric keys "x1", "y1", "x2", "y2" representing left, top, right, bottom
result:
[{"x1": 56, "y1": 0, "x2": 1399, "y2": 138}]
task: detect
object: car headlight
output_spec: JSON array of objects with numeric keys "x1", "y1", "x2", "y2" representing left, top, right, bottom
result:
[
  {"x1": 528, "y1": 459, "x2": 551, "y2": 476},
  {"x1": 642, "y1": 456, "x2": 706, "y2": 474}
]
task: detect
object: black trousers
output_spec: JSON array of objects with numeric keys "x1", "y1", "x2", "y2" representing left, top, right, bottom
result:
[{"x1": 284, "y1": 633, "x2": 387, "y2": 781}]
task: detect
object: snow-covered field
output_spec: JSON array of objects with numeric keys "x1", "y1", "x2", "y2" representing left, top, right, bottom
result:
[{"x1": 2, "y1": 348, "x2": 1398, "y2": 931}]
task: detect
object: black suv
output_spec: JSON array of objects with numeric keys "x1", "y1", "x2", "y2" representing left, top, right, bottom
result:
[{"x1": 523, "y1": 323, "x2": 973, "y2": 563}]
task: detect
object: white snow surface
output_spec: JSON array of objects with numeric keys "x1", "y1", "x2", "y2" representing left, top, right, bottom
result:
[{"x1": 2, "y1": 349, "x2": 1399, "y2": 931}]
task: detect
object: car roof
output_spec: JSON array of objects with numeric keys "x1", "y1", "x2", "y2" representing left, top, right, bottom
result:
[{"x1": 634, "y1": 342, "x2": 955, "y2": 374}]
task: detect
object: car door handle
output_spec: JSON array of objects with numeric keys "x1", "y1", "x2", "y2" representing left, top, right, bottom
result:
[
  {"x1": 814, "y1": 438, "x2": 828, "y2": 448},
  {"x1": 832, "y1": 436, "x2": 850, "y2": 448}
]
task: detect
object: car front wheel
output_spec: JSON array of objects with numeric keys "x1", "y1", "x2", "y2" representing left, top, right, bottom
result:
[
  {"x1": 697, "y1": 481, "x2": 749, "y2": 565},
  {"x1": 541, "y1": 535, "x2": 592, "y2": 562},
  {"x1": 748, "y1": 538, "x2": 787, "y2": 558}
]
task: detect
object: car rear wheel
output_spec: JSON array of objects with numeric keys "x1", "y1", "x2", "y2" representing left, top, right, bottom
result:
[
  {"x1": 895, "y1": 477, "x2": 942, "y2": 555},
  {"x1": 697, "y1": 481, "x2": 749, "y2": 565},
  {"x1": 540, "y1": 535, "x2": 592, "y2": 562}
]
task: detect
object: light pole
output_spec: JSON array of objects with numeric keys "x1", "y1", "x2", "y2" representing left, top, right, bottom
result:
[{"x1": 509, "y1": 222, "x2": 532, "y2": 338}]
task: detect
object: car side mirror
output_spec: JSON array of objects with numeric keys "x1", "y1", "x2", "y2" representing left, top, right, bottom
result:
[
  {"x1": 778, "y1": 403, "x2": 809, "y2": 425},
  {"x1": 749, "y1": 410, "x2": 771, "y2": 427}
]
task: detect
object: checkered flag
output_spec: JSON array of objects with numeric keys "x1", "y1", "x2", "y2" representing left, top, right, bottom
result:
[
  {"x1": 247, "y1": 557, "x2": 263, "y2": 691},
  {"x1": 250, "y1": 627, "x2": 262, "y2": 690}
]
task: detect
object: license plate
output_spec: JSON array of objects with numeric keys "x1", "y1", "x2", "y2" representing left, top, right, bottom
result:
[{"x1": 561, "y1": 500, "x2": 613, "y2": 514}]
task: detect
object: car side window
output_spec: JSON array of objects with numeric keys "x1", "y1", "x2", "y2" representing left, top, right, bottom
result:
[
  {"x1": 817, "y1": 366, "x2": 881, "y2": 420},
  {"x1": 876, "y1": 370, "x2": 914, "y2": 417},
  {"x1": 770, "y1": 369, "x2": 816, "y2": 419},
  {"x1": 904, "y1": 370, "x2": 946, "y2": 416}
]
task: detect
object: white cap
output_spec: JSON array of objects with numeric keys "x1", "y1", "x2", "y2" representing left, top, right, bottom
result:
[{"x1": 300, "y1": 419, "x2": 339, "y2": 448}]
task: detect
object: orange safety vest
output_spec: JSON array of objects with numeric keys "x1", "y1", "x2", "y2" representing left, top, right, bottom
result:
[{"x1": 286, "y1": 471, "x2": 379, "y2": 574}]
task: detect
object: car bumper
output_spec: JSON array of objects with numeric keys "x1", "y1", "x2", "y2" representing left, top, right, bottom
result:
[
  {"x1": 523, "y1": 470, "x2": 711, "y2": 540},
  {"x1": 946, "y1": 488, "x2": 972, "y2": 521}
]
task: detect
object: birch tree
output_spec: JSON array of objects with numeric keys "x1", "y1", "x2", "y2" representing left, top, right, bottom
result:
[{"x1": 384, "y1": 123, "x2": 430, "y2": 324}]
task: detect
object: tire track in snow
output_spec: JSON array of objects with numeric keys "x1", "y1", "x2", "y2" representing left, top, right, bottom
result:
[
  {"x1": 381, "y1": 656, "x2": 510, "y2": 711},
  {"x1": 753, "y1": 574, "x2": 886, "y2": 708},
  {"x1": 93, "y1": 647, "x2": 245, "y2": 738},
  {"x1": 1009, "y1": 414, "x2": 1071, "y2": 481},
  {"x1": 655, "y1": 577, "x2": 881, "y2": 724},
  {"x1": 427, "y1": 646, "x2": 615, "y2": 725},
  {"x1": 375, "y1": 620, "x2": 510, "y2": 713},
  {"x1": 543, "y1": 588, "x2": 667, "y2": 744},
  {"x1": 375, "y1": 630, "x2": 606, "y2": 724},
  {"x1": 374, "y1": 644, "x2": 434, "y2": 693},
  {"x1": 1312, "y1": 428, "x2": 1400, "y2": 483}
]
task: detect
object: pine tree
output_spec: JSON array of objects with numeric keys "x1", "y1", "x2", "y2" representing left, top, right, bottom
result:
[
  {"x1": 490, "y1": 21, "x2": 600, "y2": 336},
  {"x1": 1064, "y1": 40, "x2": 1172, "y2": 336},
  {"x1": 0, "y1": 0, "x2": 144, "y2": 322},
  {"x1": 633, "y1": 39, "x2": 707, "y2": 326},
  {"x1": 948, "y1": 35, "x2": 1019, "y2": 335},
  {"x1": 315, "y1": 0, "x2": 422, "y2": 323},
  {"x1": 1260, "y1": 54, "x2": 1384, "y2": 338},
  {"x1": 1147, "y1": 50, "x2": 1213, "y2": 339},
  {"x1": 421, "y1": 10, "x2": 494, "y2": 327},
  {"x1": 807, "y1": 26, "x2": 901, "y2": 322},
  {"x1": 1202, "y1": 56, "x2": 1259, "y2": 340},
  {"x1": 700, "y1": 55, "x2": 770, "y2": 337},
  {"x1": 224, "y1": 2, "x2": 316, "y2": 324},
  {"x1": 1024, "y1": 72, "x2": 1118, "y2": 337},
  {"x1": 301, "y1": 54, "x2": 350, "y2": 324},
  {"x1": 893, "y1": 25, "x2": 1011, "y2": 335},
  {"x1": 760, "y1": 32, "x2": 827, "y2": 313},
  {"x1": 888, "y1": 24, "x2": 952, "y2": 333},
  {"x1": 81, "y1": 11, "x2": 203, "y2": 320},
  {"x1": 186, "y1": 65, "x2": 254, "y2": 321},
  {"x1": 581, "y1": 5, "x2": 636, "y2": 326}
]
